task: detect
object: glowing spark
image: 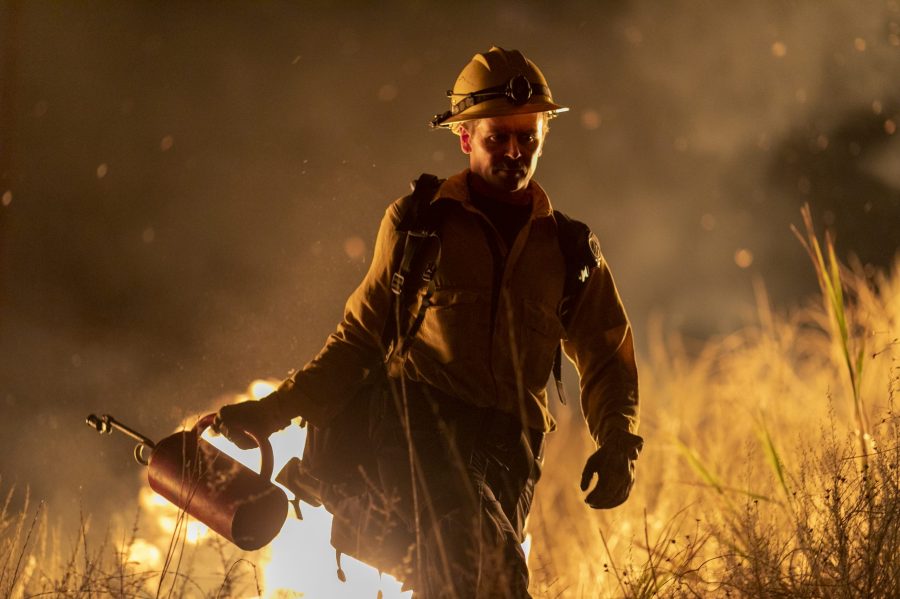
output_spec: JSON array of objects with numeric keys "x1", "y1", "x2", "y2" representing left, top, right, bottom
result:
[
  {"x1": 734, "y1": 249, "x2": 754, "y2": 269},
  {"x1": 771, "y1": 41, "x2": 787, "y2": 57},
  {"x1": 624, "y1": 26, "x2": 643, "y2": 46},
  {"x1": 854, "y1": 37, "x2": 867, "y2": 52},
  {"x1": 343, "y1": 237, "x2": 366, "y2": 261},
  {"x1": 580, "y1": 110, "x2": 601, "y2": 130},
  {"x1": 378, "y1": 84, "x2": 399, "y2": 102},
  {"x1": 1, "y1": 191, "x2": 10, "y2": 207},
  {"x1": 160, "y1": 135, "x2": 174, "y2": 151},
  {"x1": 97, "y1": 163, "x2": 109, "y2": 178},
  {"x1": 885, "y1": 119, "x2": 897, "y2": 135}
]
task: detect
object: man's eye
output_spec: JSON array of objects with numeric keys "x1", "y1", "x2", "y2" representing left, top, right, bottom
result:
[{"x1": 520, "y1": 135, "x2": 537, "y2": 144}]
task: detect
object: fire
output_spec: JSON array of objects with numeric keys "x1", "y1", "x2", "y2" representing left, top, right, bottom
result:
[
  {"x1": 138, "y1": 486, "x2": 214, "y2": 546},
  {"x1": 123, "y1": 538, "x2": 162, "y2": 568},
  {"x1": 245, "y1": 388, "x2": 412, "y2": 598},
  {"x1": 250, "y1": 379, "x2": 278, "y2": 400},
  {"x1": 154, "y1": 515, "x2": 209, "y2": 544},
  {"x1": 130, "y1": 379, "x2": 412, "y2": 598}
]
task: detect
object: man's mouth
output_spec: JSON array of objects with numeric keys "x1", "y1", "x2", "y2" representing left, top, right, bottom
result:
[{"x1": 496, "y1": 166, "x2": 526, "y2": 176}]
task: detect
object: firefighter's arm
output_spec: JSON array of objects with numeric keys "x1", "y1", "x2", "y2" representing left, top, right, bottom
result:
[
  {"x1": 562, "y1": 253, "x2": 643, "y2": 508},
  {"x1": 215, "y1": 199, "x2": 405, "y2": 444}
]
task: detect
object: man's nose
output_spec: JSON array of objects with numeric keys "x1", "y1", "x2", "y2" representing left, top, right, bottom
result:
[{"x1": 503, "y1": 138, "x2": 522, "y2": 159}]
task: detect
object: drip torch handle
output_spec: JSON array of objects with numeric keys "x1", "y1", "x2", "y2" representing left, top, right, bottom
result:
[{"x1": 194, "y1": 413, "x2": 277, "y2": 481}]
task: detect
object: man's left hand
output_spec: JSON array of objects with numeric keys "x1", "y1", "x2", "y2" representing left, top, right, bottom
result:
[{"x1": 580, "y1": 429, "x2": 644, "y2": 509}]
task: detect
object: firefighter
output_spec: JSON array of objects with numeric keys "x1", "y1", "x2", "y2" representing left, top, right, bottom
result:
[{"x1": 215, "y1": 46, "x2": 642, "y2": 598}]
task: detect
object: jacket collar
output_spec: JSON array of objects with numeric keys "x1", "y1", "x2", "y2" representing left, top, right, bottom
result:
[{"x1": 436, "y1": 169, "x2": 554, "y2": 219}]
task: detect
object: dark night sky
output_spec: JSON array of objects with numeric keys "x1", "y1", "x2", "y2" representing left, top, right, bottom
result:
[{"x1": 1, "y1": 1, "x2": 899, "y2": 525}]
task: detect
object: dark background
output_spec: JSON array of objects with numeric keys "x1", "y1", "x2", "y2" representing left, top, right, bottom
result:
[{"x1": 1, "y1": 1, "x2": 898, "y2": 526}]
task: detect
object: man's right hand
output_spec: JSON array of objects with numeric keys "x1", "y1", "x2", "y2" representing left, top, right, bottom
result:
[{"x1": 213, "y1": 395, "x2": 291, "y2": 450}]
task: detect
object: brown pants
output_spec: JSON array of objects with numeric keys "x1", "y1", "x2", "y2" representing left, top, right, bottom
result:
[{"x1": 373, "y1": 380, "x2": 543, "y2": 599}]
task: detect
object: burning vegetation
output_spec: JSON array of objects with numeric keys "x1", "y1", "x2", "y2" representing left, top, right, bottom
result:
[{"x1": 1, "y1": 216, "x2": 898, "y2": 598}]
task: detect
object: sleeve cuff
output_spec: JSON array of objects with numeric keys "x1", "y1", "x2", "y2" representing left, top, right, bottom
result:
[{"x1": 602, "y1": 428, "x2": 644, "y2": 459}]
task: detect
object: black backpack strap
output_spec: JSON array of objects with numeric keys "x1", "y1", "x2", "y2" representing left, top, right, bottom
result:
[
  {"x1": 382, "y1": 173, "x2": 445, "y2": 359},
  {"x1": 551, "y1": 209, "x2": 603, "y2": 404}
]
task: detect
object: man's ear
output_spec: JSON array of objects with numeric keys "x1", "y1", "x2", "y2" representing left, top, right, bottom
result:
[{"x1": 459, "y1": 126, "x2": 473, "y2": 154}]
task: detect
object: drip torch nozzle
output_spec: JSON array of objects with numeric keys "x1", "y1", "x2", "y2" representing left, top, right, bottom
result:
[
  {"x1": 86, "y1": 413, "x2": 112, "y2": 434},
  {"x1": 85, "y1": 413, "x2": 157, "y2": 466}
]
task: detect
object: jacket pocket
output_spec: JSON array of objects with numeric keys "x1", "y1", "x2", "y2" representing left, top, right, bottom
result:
[
  {"x1": 520, "y1": 299, "x2": 565, "y2": 391},
  {"x1": 416, "y1": 288, "x2": 489, "y2": 364}
]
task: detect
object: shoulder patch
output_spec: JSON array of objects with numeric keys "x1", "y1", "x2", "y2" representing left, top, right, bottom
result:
[
  {"x1": 588, "y1": 232, "x2": 602, "y2": 265},
  {"x1": 554, "y1": 209, "x2": 604, "y2": 326}
]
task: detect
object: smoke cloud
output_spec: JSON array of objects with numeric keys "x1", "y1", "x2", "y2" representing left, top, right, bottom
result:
[{"x1": 1, "y1": 0, "x2": 898, "y2": 529}]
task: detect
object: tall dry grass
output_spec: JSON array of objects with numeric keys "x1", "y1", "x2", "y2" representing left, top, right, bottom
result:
[
  {"x1": 529, "y1": 214, "x2": 900, "y2": 597},
  {"x1": 0, "y1": 486, "x2": 262, "y2": 598},
  {"x1": 4, "y1": 213, "x2": 898, "y2": 598}
]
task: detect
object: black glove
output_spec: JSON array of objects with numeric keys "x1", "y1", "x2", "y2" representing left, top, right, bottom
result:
[
  {"x1": 580, "y1": 429, "x2": 643, "y2": 509},
  {"x1": 213, "y1": 392, "x2": 292, "y2": 450}
]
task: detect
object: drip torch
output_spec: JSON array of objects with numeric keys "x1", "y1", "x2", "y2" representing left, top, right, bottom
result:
[{"x1": 86, "y1": 412, "x2": 288, "y2": 551}]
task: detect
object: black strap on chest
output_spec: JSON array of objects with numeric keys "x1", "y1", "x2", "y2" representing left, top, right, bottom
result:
[{"x1": 382, "y1": 173, "x2": 445, "y2": 359}]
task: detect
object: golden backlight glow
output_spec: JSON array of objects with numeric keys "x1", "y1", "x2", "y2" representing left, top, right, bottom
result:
[
  {"x1": 124, "y1": 539, "x2": 162, "y2": 569},
  {"x1": 218, "y1": 381, "x2": 412, "y2": 598},
  {"x1": 138, "y1": 487, "x2": 212, "y2": 546},
  {"x1": 132, "y1": 380, "x2": 412, "y2": 598}
]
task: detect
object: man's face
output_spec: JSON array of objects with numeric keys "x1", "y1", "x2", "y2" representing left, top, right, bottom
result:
[{"x1": 460, "y1": 113, "x2": 547, "y2": 195}]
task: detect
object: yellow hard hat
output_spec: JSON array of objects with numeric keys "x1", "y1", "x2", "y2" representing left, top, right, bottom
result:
[{"x1": 430, "y1": 46, "x2": 569, "y2": 129}]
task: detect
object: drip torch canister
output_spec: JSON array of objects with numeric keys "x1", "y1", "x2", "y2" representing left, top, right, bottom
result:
[{"x1": 86, "y1": 413, "x2": 288, "y2": 551}]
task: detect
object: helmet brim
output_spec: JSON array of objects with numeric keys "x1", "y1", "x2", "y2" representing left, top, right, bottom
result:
[{"x1": 435, "y1": 97, "x2": 569, "y2": 128}]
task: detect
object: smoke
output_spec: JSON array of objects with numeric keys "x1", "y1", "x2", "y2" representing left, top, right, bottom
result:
[{"x1": 0, "y1": 0, "x2": 898, "y2": 537}]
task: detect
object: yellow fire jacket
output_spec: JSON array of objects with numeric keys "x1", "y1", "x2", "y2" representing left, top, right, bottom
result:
[{"x1": 275, "y1": 170, "x2": 639, "y2": 445}]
